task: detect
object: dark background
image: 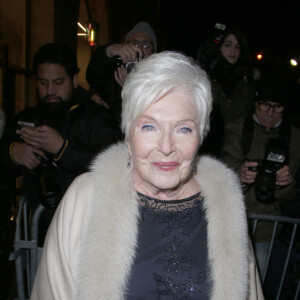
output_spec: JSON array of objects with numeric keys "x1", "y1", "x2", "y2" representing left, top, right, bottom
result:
[{"x1": 108, "y1": 0, "x2": 300, "y2": 69}]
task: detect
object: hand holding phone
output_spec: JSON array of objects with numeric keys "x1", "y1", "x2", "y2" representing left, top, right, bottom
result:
[{"x1": 17, "y1": 120, "x2": 37, "y2": 130}]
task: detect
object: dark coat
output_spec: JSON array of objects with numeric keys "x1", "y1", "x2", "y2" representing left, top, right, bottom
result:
[
  {"x1": 221, "y1": 117, "x2": 300, "y2": 241},
  {"x1": 86, "y1": 45, "x2": 123, "y2": 125},
  {"x1": 0, "y1": 97, "x2": 122, "y2": 210}
]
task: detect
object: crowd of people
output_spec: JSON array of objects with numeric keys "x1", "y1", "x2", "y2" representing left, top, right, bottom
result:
[{"x1": 0, "y1": 20, "x2": 300, "y2": 299}]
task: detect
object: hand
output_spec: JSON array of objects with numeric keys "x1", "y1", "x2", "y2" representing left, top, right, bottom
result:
[
  {"x1": 114, "y1": 65, "x2": 128, "y2": 87},
  {"x1": 106, "y1": 43, "x2": 142, "y2": 63},
  {"x1": 91, "y1": 93, "x2": 110, "y2": 109},
  {"x1": 17, "y1": 125, "x2": 64, "y2": 154},
  {"x1": 240, "y1": 160, "x2": 258, "y2": 184},
  {"x1": 10, "y1": 142, "x2": 46, "y2": 169},
  {"x1": 276, "y1": 165, "x2": 293, "y2": 186}
]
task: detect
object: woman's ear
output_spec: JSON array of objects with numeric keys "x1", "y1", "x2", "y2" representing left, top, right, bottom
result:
[
  {"x1": 73, "y1": 73, "x2": 79, "y2": 88},
  {"x1": 126, "y1": 140, "x2": 132, "y2": 156}
]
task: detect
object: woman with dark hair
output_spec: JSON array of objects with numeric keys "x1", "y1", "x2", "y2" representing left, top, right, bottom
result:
[{"x1": 197, "y1": 26, "x2": 256, "y2": 156}]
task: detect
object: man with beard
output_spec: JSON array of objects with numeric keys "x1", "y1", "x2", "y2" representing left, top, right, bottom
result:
[{"x1": 0, "y1": 43, "x2": 121, "y2": 247}]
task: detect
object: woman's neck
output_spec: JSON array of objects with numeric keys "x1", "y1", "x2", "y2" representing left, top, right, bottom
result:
[{"x1": 132, "y1": 173, "x2": 200, "y2": 201}]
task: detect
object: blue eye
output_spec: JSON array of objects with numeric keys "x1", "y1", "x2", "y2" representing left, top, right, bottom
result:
[
  {"x1": 180, "y1": 127, "x2": 192, "y2": 133},
  {"x1": 141, "y1": 124, "x2": 155, "y2": 131}
]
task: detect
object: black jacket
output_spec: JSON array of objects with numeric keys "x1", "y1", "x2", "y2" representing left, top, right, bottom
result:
[
  {"x1": 0, "y1": 97, "x2": 122, "y2": 209},
  {"x1": 86, "y1": 45, "x2": 123, "y2": 125}
]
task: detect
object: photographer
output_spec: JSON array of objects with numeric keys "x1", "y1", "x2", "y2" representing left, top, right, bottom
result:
[
  {"x1": 0, "y1": 43, "x2": 121, "y2": 245},
  {"x1": 221, "y1": 73, "x2": 300, "y2": 276},
  {"x1": 86, "y1": 21, "x2": 157, "y2": 125}
]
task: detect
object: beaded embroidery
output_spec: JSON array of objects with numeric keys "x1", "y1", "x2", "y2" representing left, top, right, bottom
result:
[{"x1": 134, "y1": 192, "x2": 210, "y2": 299}]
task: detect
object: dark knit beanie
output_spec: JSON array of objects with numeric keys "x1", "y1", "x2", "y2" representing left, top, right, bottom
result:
[
  {"x1": 255, "y1": 73, "x2": 291, "y2": 106},
  {"x1": 125, "y1": 21, "x2": 157, "y2": 53}
]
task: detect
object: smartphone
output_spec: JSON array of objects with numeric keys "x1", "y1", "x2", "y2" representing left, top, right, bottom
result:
[{"x1": 17, "y1": 121, "x2": 36, "y2": 129}]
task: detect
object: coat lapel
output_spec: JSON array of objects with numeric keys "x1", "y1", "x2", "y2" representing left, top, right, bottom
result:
[
  {"x1": 76, "y1": 144, "x2": 249, "y2": 299},
  {"x1": 197, "y1": 156, "x2": 249, "y2": 299},
  {"x1": 76, "y1": 143, "x2": 140, "y2": 300}
]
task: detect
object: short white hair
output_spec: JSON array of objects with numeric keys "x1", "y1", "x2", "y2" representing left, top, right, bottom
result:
[{"x1": 121, "y1": 51, "x2": 212, "y2": 144}]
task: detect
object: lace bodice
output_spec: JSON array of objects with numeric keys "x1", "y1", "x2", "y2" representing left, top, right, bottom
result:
[{"x1": 126, "y1": 192, "x2": 211, "y2": 299}]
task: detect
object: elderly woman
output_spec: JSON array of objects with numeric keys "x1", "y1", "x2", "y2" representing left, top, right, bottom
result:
[{"x1": 31, "y1": 52, "x2": 263, "y2": 299}]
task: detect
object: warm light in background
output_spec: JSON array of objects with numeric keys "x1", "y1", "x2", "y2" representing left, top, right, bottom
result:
[
  {"x1": 256, "y1": 53, "x2": 263, "y2": 60},
  {"x1": 86, "y1": 22, "x2": 97, "y2": 46},
  {"x1": 77, "y1": 22, "x2": 86, "y2": 32},
  {"x1": 77, "y1": 22, "x2": 98, "y2": 46},
  {"x1": 290, "y1": 58, "x2": 298, "y2": 67}
]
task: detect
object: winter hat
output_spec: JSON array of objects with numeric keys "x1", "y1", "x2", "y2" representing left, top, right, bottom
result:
[
  {"x1": 125, "y1": 21, "x2": 157, "y2": 53},
  {"x1": 255, "y1": 73, "x2": 291, "y2": 106}
]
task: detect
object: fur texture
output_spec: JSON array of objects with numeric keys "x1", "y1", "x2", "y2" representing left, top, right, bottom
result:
[{"x1": 74, "y1": 142, "x2": 249, "y2": 299}]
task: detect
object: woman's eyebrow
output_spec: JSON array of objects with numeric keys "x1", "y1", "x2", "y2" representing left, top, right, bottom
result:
[{"x1": 139, "y1": 115, "x2": 156, "y2": 121}]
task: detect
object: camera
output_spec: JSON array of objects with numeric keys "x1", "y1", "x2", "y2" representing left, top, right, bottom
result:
[
  {"x1": 114, "y1": 52, "x2": 140, "y2": 73},
  {"x1": 125, "y1": 52, "x2": 139, "y2": 73},
  {"x1": 247, "y1": 139, "x2": 288, "y2": 204}
]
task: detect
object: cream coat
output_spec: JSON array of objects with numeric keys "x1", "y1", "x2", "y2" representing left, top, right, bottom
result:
[{"x1": 31, "y1": 142, "x2": 264, "y2": 300}]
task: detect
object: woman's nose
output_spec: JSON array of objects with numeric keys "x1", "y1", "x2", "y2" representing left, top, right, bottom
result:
[{"x1": 159, "y1": 131, "x2": 175, "y2": 156}]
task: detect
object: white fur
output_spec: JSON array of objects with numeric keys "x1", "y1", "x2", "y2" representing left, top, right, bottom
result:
[{"x1": 74, "y1": 143, "x2": 249, "y2": 299}]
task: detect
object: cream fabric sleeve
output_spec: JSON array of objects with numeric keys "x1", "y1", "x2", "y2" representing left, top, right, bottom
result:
[
  {"x1": 247, "y1": 240, "x2": 265, "y2": 300},
  {"x1": 30, "y1": 173, "x2": 94, "y2": 300}
]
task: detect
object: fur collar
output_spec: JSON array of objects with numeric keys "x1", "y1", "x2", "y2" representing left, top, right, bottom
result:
[{"x1": 75, "y1": 142, "x2": 249, "y2": 299}]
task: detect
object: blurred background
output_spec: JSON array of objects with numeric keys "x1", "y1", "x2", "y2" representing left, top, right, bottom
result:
[
  {"x1": 1, "y1": 0, "x2": 300, "y2": 298},
  {"x1": 0, "y1": 0, "x2": 299, "y2": 123}
]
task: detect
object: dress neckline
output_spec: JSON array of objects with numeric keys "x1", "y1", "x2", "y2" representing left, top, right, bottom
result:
[{"x1": 137, "y1": 191, "x2": 202, "y2": 204}]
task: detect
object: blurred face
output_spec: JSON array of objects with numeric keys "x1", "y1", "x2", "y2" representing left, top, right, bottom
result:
[
  {"x1": 220, "y1": 34, "x2": 241, "y2": 64},
  {"x1": 37, "y1": 63, "x2": 78, "y2": 104},
  {"x1": 127, "y1": 91, "x2": 200, "y2": 196},
  {"x1": 255, "y1": 101, "x2": 284, "y2": 129},
  {"x1": 127, "y1": 32, "x2": 154, "y2": 58}
]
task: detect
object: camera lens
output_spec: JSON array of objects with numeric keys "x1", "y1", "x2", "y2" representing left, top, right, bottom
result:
[
  {"x1": 254, "y1": 172, "x2": 276, "y2": 204},
  {"x1": 126, "y1": 62, "x2": 136, "y2": 73}
]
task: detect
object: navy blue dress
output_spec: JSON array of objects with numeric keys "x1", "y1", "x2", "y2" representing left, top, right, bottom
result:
[{"x1": 126, "y1": 192, "x2": 211, "y2": 299}]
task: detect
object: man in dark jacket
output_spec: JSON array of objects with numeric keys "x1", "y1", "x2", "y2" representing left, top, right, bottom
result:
[
  {"x1": 86, "y1": 21, "x2": 157, "y2": 125},
  {"x1": 0, "y1": 43, "x2": 122, "y2": 246},
  {"x1": 221, "y1": 74, "x2": 300, "y2": 277}
]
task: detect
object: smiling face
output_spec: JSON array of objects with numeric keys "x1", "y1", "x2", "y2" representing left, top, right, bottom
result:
[
  {"x1": 220, "y1": 34, "x2": 241, "y2": 64},
  {"x1": 37, "y1": 63, "x2": 78, "y2": 104},
  {"x1": 127, "y1": 90, "x2": 200, "y2": 198}
]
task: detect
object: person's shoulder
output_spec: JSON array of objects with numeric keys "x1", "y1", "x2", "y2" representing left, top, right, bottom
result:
[
  {"x1": 74, "y1": 99, "x2": 114, "y2": 120},
  {"x1": 225, "y1": 116, "x2": 246, "y2": 131},
  {"x1": 90, "y1": 142, "x2": 127, "y2": 172},
  {"x1": 78, "y1": 98, "x2": 109, "y2": 112},
  {"x1": 66, "y1": 172, "x2": 95, "y2": 195},
  {"x1": 59, "y1": 172, "x2": 96, "y2": 212},
  {"x1": 196, "y1": 156, "x2": 243, "y2": 204},
  {"x1": 291, "y1": 123, "x2": 300, "y2": 133},
  {"x1": 290, "y1": 123, "x2": 300, "y2": 140},
  {"x1": 198, "y1": 155, "x2": 238, "y2": 179}
]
